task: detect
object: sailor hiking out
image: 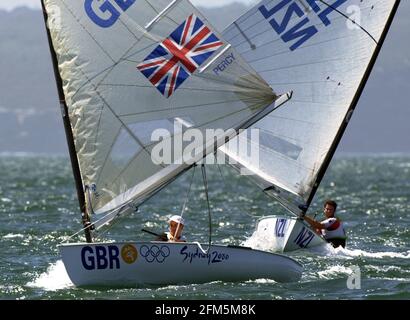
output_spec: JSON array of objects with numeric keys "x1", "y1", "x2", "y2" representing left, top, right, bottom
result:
[{"x1": 300, "y1": 200, "x2": 347, "y2": 248}]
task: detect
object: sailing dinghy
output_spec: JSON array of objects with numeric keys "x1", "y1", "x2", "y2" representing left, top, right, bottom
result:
[
  {"x1": 41, "y1": 0, "x2": 302, "y2": 286},
  {"x1": 220, "y1": 0, "x2": 401, "y2": 251}
]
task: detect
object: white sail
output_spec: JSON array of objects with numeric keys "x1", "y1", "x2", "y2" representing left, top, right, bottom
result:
[
  {"x1": 221, "y1": 0, "x2": 400, "y2": 210},
  {"x1": 42, "y1": 0, "x2": 286, "y2": 215}
]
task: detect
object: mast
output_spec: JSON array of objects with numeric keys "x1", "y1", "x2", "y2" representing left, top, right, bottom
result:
[
  {"x1": 41, "y1": 1, "x2": 92, "y2": 242},
  {"x1": 305, "y1": 0, "x2": 401, "y2": 211}
]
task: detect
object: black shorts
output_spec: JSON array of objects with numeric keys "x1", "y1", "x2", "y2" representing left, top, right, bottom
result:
[{"x1": 328, "y1": 238, "x2": 346, "y2": 248}]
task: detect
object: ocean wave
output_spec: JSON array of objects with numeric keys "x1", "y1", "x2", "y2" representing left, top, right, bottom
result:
[
  {"x1": 317, "y1": 265, "x2": 354, "y2": 280},
  {"x1": 26, "y1": 260, "x2": 73, "y2": 291},
  {"x1": 327, "y1": 247, "x2": 410, "y2": 259}
]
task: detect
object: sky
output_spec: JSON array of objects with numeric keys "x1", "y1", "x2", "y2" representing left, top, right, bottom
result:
[
  {"x1": 0, "y1": 0, "x2": 408, "y2": 153},
  {"x1": 0, "y1": 0, "x2": 258, "y2": 10}
]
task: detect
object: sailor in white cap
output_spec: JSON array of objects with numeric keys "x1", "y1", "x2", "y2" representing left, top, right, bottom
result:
[{"x1": 160, "y1": 215, "x2": 187, "y2": 242}]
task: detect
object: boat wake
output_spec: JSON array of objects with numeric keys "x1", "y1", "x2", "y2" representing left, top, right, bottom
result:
[
  {"x1": 243, "y1": 231, "x2": 410, "y2": 260},
  {"x1": 311, "y1": 245, "x2": 410, "y2": 259},
  {"x1": 242, "y1": 231, "x2": 281, "y2": 252},
  {"x1": 27, "y1": 260, "x2": 73, "y2": 291}
]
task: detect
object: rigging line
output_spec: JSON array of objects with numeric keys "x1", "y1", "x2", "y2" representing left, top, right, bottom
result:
[
  {"x1": 217, "y1": 163, "x2": 229, "y2": 190},
  {"x1": 120, "y1": 56, "x2": 269, "y2": 95},
  {"x1": 318, "y1": 0, "x2": 378, "y2": 44},
  {"x1": 55, "y1": 1, "x2": 166, "y2": 100},
  {"x1": 254, "y1": 145, "x2": 319, "y2": 172},
  {"x1": 240, "y1": 31, "x2": 365, "y2": 63},
  {"x1": 180, "y1": 165, "x2": 196, "y2": 217},
  {"x1": 115, "y1": 0, "x2": 228, "y2": 62},
  {"x1": 201, "y1": 164, "x2": 212, "y2": 254},
  {"x1": 175, "y1": 165, "x2": 196, "y2": 241},
  {"x1": 261, "y1": 80, "x2": 330, "y2": 86},
  {"x1": 105, "y1": 103, "x2": 262, "y2": 189},
  {"x1": 71, "y1": 41, "x2": 142, "y2": 101},
  {"x1": 63, "y1": 45, "x2": 157, "y2": 170},
  {"x1": 99, "y1": 162, "x2": 194, "y2": 236},
  {"x1": 120, "y1": 1, "x2": 258, "y2": 79},
  {"x1": 62, "y1": 0, "x2": 159, "y2": 67},
  {"x1": 93, "y1": 44, "x2": 170, "y2": 187},
  {"x1": 118, "y1": 96, "x2": 263, "y2": 118},
  {"x1": 230, "y1": 4, "x2": 353, "y2": 50},
  {"x1": 99, "y1": 96, "x2": 163, "y2": 183},
  {"x1": 48, "y1": 38, "x2": 152, "y2": 167},
  {"x1": 226, "y1": 2, "x2": 377, "y2": 52},
  {"x1": 86, "y1": 19, "x2": 268, "y2": 98},
  {"x1": 306, "y1": 0, "x2": 402, "y2": 210},
  {"x1": 224, "y1": 0, "x2": 322, "y2": 44},
  {"x1": 79, "y1": 72, "x2": 158, "y2": 188},
  {"x1": 218, "y1": 163, "x2": 259, "y2": 219},
  {"x1": 116, "y1": 8, "x2": 262, "y2": 87},
  {"x1": 100, "y1": 83, "x2": 254, "y2": 95},
  {"x1": 289, "y1": 99, "x2": 349, "y2": 106},
  {"x1": 118, "y1": 16, "x2": 142, "y2": 40},
  {"x1": 265, "y1": 113, "x2": 321, "y2": 125},
  {"x1": 104, "y1": 102, "x2": 255, "y2": 189},
  {"x1": 142, "y1": 0, "x2": 182, "y2": 29},
  {"x1": 71, "y1": 64, "x2": 116, "y2": 100},
  {"x1": 104, "y1": 91, "x2": 274, "y2": 198},
  {"x1": 193, "y1": 71, "x2": 270, "y2": 91},
  {"x1": 59, "y1": 0, "x2": 115, "y2": 63},
  {"x1": 118, "y1": 55, "x2": 272, "y2": 107},
  {"x1": 225, "y1": 138, "x2": 321, "y2": 174},
  {"x1": 229, "y1": 143, "x2": 316, "y2": 177},
  {"x1": 94, "y1": 41, "x2": 142, "y2": 91},
  {"x1": 93, "y1": 213, "x2": 121, "y2": 241},
  {"x1": 96, "y1": 91, "x2": 289, "y2": 218},
  {"x1": 223, "y1": 8, "x2": 268, "y2": 41},
  {"x1": 93, "y1": 205, "x2": 133, "y2": 241},
  {"x1": 64, "y1": 204, "x2": 128, "y2": 242},
  {"x1": 95, "y1": 130, "x2": 140, "y2": 189},
  {"x1": 256, "y1": 127, "x2": 324, "y2": 147},
  {"x1": 256, "y1": 56, "x2": 352, "y2": 74}
]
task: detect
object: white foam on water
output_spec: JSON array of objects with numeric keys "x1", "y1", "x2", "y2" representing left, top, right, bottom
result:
[
  {"x1": 27, "y1": 260, "x2": 73, "y2": 291},
  {"x1": 317, "y1": 265, "x2": 355, "y2": 280},
  {"x1": 248, "y1": 278, "x2": 277, "y2": 284},
  {"x1": 242, "y1": 229, "x2": 281, "y2": 252},
  {"x1": 242, "y1": 227, "x2": 410, "y2": 261},
  {"x1": 320, "y1": 246, "x2": 410, "y2": 259},
  {"x1": 3, "y1": 233, "x2": 25, "y2": 239}
]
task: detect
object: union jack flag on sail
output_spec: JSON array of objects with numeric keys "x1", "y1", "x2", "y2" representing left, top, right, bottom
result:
[{"x1": 137, "y1": 14, "x2": 224, "y2": 98}]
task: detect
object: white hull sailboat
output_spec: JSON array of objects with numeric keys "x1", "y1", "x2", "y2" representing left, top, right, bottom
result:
[
  {"x1": 41, "y1": 0, "x2": 303, "y2": 286},
  {"x1": 250, "y1": 216, "x2": 327, "y2": 252},
  {"x1": 60, "y1": 242, "x2": 302, "y2": 287},
  {"x1": 220, "y1": 0, "x2": 401, "y2": 251},
  {"x1": 41, "y1": 0, "x2": 401, "y2": 286}
]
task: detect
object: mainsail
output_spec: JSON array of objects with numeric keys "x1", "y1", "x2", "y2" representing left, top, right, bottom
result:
[
  {"x1": 220, "y1": 0, "x2": 400, "y2": 213},
  {"x1": 42, "y1": 0, "x2": 289, "y2": 225}
]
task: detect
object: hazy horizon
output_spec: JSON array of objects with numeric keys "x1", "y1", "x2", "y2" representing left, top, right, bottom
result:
[{"x1": 0, "y1": 2, "x2": 409, "y2": 155}]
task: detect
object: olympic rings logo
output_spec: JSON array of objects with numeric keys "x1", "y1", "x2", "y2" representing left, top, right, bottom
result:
[{"x1": 140, "y1": 245, "x2": 170, "y2": 263}]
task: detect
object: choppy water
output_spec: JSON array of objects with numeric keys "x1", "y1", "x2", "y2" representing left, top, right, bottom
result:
[{"x1": 0, "y1": 154, "x2": 409, "y2": 300}]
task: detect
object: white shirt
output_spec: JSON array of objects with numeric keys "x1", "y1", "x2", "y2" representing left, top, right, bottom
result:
[{"x1": 320, "y1": 217, "x2": 346, "y2": 240}]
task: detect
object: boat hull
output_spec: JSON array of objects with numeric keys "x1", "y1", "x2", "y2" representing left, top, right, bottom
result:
[
  {"x1": 59, "y1": 242, "x2": 303, "y2": 287},
  {"x1": 253, "y1": 216, "x2": 327, "y2": 252}
]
